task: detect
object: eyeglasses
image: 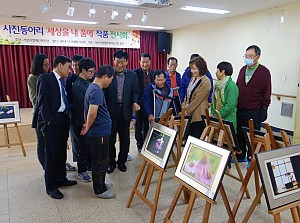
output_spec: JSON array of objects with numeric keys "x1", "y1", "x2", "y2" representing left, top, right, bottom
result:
[
  {"x1": 243, "y1": 55, "x2": 256, "y2": 59},
  {"x1": 43, "y1": 63, "x2": 50, "y2": 67},
  {"x1": 87, "y1": 69, "x2": 96, "y2": 74}
]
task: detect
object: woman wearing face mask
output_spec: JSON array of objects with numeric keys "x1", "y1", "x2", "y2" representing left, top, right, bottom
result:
[
  {"x1": 211, "y1": 61, "x2": 239, "y2": 131},
  {"x1": 183, "y1": 56, "x2": 211, "y2": 138},
  {"x1": 27, "y1": 53, "x2": 50, "y2": 169}
]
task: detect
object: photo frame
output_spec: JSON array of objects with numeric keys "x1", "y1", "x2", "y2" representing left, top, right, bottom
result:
[
  {"x1": 201, "y1": 115, "x2": 239, "y2": 151},
  {"x1": 141, "y1": 122, "x2": 177, "y2": 169},
  {"x1": 175, "y1": 136, "x2": 231, "y2": 201},
  {"x1": 0, "y1": 101, "x2": 21, "y2": 124},
  {"x1": 173, "y1": 115, "x2": 192, "y2": 141},
  {"x1": 255, "y1": 145, "x2": 300, "y2": 210}
]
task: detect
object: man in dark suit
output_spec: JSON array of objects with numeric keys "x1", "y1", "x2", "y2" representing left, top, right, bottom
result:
[
  {"x1": 133, "y1": 53, "x2": 154, "y2": 153},
  {"x1": 105, "y1": 50, "x2": 140, "y2": 173},
  {"x1": 33, "y1": 55, "x2": 77, "y2": 199}
]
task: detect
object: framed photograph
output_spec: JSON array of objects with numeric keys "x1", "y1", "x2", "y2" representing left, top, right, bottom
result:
[
  {"x1": 175, "y1": 136, "x2": 231, "y2": 201},
  {"x1": 201, "y1": 115, "x2": 239, "y2": 151},
  {"x1": 255, "y1": 145, "x2": 300, "y2": 210},
  {"x1": 0, "y1": 101, "x2": 21, "y2": 124},
  {"x1": 173, "y1": 115, "x2": 192, "y2": 141},
  {"x1": 242, "y1": 127, "x2": 286, "y2": 150},
  {"x1": 141, "y1": 122, "x2": 177, "y2": 169}
]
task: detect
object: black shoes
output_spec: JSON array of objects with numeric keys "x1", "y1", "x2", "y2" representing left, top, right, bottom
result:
[
  {"x1": 47, "y1": 189, "x2": 64, "y2": 199},
  {"x1": 107, "y1": 164, "x2": 116, "y2": 174},
  {"x1": 58, "y1": 179, "x2": 77, "y2": 187},
  {"x1": 118, "y1": 163, "x2": 127, "y2": 172}
]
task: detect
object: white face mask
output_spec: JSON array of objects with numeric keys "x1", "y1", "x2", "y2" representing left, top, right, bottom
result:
[{"x1": 244, "y1": 58, "x2": 254, "y2": 66}]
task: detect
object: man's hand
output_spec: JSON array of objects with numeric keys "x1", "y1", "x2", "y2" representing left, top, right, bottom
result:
[
  {"x1": 132, "y1": 103, "x2": 140, "y2": 112},
  {"x1": 80, "y1": 123, "x2": 89, "y2": 135},
  {"x1": 148, "y1": 114, "x2": 155, "y2": 122}
]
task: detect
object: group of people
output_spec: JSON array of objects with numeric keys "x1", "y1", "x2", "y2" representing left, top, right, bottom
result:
[{"x1": 27, "y1": 44, "x2": 271, "y2": 200}]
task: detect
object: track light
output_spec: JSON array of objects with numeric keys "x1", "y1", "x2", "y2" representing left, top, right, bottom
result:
[
  {"x1": 125, "y1": 9, "x2": 132, "y2": 21},
  {"x1": 89, "y1": 4, "x2": 96, "y2": 18},
  {"x1": 111, "y1": 8, "x2": 118, "y2": 20},
  {"x1": 67, "y1": 1, "x2": 75, "y2": 17},
  {"x1": 40, "y1": 0, "x2": 51, "y2": 13},
  {"x1": 141, "y1": 10, "x2": 148, "y2": 23}
]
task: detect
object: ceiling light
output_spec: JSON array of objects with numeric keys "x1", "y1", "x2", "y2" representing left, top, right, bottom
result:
[
  {"x1": 180, "y1": 6, "x2": 231, "y2": 14},
  {"x1": 111, "y1": 8, "x2": 118, "y2": 20},
  {"x1": 67, "y1": 1, "x2": 75, "y2": 17},
  {"x1": 141, "y1": 10, "x2": 148, "y2": 23},
  {"x1": 127, "y1": 25, "x2": 164, "y2": 30},
  {"x1": 125, "y1": 9, "x2": 132, "y2": 21},
  {"x1": 89, "y1": 4, "x2": 96, "y2": 18},
  {"x1": 101, "y1": 0, "x2": 137, "y2": 5},
  {"x1": 51, "y1": 19, "x2": 98, "y2": 25},
  {"x1": 40, "y1": 0, "x2": 51, "y2": 13}
]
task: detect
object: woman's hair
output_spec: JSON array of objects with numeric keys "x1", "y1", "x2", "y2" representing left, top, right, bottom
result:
[
  {"x1": 189, "y1": 56, "x2": 208, "y2": 76},
  {"x1": 217, "y1": 61, "x2": 233, "y2": 76},
  {"x1": 30, "y1": 53, "x2": 48, "y2": 76}
]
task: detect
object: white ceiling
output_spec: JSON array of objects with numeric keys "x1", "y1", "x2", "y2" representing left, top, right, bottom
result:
[{"x1": 1, "y1": 0, "x2": 300, "y2": 31}]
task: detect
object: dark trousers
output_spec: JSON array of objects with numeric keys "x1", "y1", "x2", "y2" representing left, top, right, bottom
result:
[
  {"x1": 87, "y1": 136, "x2": 109, "y2": 194},
  {"x1": 236, "y1": 108, "x2": 262, "y2": 160},
  {"x1": 44, "y1": 113, "x2": 70, "y2": 191},
  {"x1": 171, "y1": 96, "x2": 182, "y2": 116},
  {"x1": 35, "y1": 128, "x2": 45, "y2": 169},
  {"x1": 69, "y1": 114, "x2": 79, "y2": 162},
  {"x1": 188, "y1": 121, "x2": 205, "y2": 139},
  {"x1": 73, "y1": 124, "x2": 91, "y2": 173},
  {"x1": 109, "y1": 105, "x2": 130, "y2": 166},
  {"x1": 135, "y1": 108, "x2": 149, "y2": 151}
]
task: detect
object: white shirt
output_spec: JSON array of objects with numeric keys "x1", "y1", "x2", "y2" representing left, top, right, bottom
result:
[{"x1": 53, "y1": 71, "x2": 66, "y2": 112}]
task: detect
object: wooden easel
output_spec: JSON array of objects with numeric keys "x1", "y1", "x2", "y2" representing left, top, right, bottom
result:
[
  {"x1": 204, "y1": 109, "x2": 251, "y2": 199},
  {"x1": 127, "y1": 154, "x2": 168, "y2": 223},
  {"x1": 163, "y1": 130, "x2": 236, "y2": 223},
  {"x1": 0, "y1": 96, "x2": 26, "y2": 156}
]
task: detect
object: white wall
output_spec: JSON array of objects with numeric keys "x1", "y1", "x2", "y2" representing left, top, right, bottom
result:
[{"x1": 170, "y1": 3, "x2": 300, "y2": 131}]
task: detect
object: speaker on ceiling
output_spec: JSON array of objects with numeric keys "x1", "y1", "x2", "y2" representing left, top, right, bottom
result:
[{"x1": 158, "y1": 32, "x2": 171, "y2": 54}]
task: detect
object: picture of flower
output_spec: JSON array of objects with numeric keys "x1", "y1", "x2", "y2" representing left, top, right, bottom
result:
[{"x1": 146, "y1": 129, "x2": 171, "y2": 159}]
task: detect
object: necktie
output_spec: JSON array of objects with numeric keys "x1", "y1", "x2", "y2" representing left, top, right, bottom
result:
[{"x1": 59, "y1": 78, "x2": 70, "y2": 113}]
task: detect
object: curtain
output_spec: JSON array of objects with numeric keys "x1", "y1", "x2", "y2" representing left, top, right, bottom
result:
[{"x1": 0, "y1": 31, "x2": 167, "y2": 107}]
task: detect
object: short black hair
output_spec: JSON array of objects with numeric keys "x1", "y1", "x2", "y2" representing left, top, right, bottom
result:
[
  {"x1": 78, "y1": 58, "x2": 96, "y2": 73},
  {"x1": 190, "y1": 53, "x2": 199, "y2": 60},
  {"x1": 217, "y1": 61, "x2": 233, "y2": 76},
  {"x1": 189, "y1": 56, "x2": 208, "y2": 76},
  {"x1": 114, "y1": 50, "x2": 129, "y2": 60},
  {"x1": 96, "y1": 65, "x2": 114, "y2": 78},
  {"x1": 140, "y1": 52, "x2": 151, "y2": 60},
  {"x1": 72, "y1": 54, "x2": 84, "y2": 62},
  {"x1": 30, "y1": 53, "x2": 48, "y2": 76},
  {"x1": 153, "y1": 70, "x2": 166, "y2": 80},
  {"x1": 167, "y1": 57, "x2": 178, "y2": 65},
  {"x1": 53, "y1": 55, "x2": 71, "y2": 68},
  {"x1": 246, "y1": 45, "x2": 261, "y2": 56}
]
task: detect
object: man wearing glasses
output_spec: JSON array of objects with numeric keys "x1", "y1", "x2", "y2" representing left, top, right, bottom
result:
[
  {"x1": 72, "y1": 58, "x2": 95, "y2": 182},
  {"x1": 104, "y1": 50, "x2": 140, "y2": 173},
  {"x1": 236, "y1": 45, "x2": 272, "y2": 167}
]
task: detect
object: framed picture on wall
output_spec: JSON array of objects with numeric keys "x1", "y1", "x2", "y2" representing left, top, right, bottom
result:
[
  {"x1": 0, "y1": 101, "x2": 21, "y2": 124},
  {"x1": 175, "y1": 136, "x2": 231, "y2": 201},
  {"x1": 255, "y1": 145, "x2": 300, "y2": 210},
  {"x1": 140, "y1": 122, "x2": 177, "y2": 170}
]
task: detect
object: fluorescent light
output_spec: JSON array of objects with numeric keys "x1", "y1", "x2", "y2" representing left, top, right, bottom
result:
[
  {"x1": 127, "y1": 25, "x2": 164, "y2": 30},
  {"x1": 181, "y1": 6, "x2": 231, "y2": 14},
  {"x1": 51, "y1": 19, "x2": 98, "y2": 25},
  {"x1": 101, "y1": 0, "x2": 137, "y2": 5}
]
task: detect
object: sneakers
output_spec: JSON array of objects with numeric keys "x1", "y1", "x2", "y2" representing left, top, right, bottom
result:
[
  {"x1": 78, "y1": 172, "x2": 91, "y2": 182},
  {"x1": 127, "y1": 154, "x2": 132, "y2": 161},
  {"x1": 97, "y1": 190, "x2": 116, "y2": 199},
  {"x1": 106, "y1": 183, "x2": 113, "y2": 190},
  {"x1": 66, "y1": 162, "x2": 76, "y2": 171}
]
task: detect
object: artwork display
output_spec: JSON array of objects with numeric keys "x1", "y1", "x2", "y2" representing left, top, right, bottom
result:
[
  {"x1": 0, "y1": 101, "x2": 21, "y2": 124},
  {"x1": 141, "y1": 122, "x2": 177, "y2": 169},
  {"x1": 175, "y1": 136, "x2": 231, "y2": 201},
  {"x1": 255, "y1": 145, "x2": 300, "y2": 210}
]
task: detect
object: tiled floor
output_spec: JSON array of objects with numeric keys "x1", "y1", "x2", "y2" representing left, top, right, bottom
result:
[{"x1": 0, "y1": 109, "x2": 295, "y2": 222}]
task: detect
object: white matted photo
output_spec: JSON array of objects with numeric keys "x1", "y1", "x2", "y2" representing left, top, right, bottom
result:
[
  {"x1": 140, "y1": 122, "x2": 177, "y2": 169},
  {"x1": 175, "y1": 136, "x2": 231, "y2": 201},
  {"x1": 255, "y1": 145, "x2": 300, "y2": 210},
  {"x1": 0, "y1": 101, "x2": 21, "y2": 124}
]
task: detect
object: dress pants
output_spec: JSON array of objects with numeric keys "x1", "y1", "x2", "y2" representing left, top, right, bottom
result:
[
  {"x1": 69, "y1": 114, "x2": 79, "y2": 162},
  {"x1": 188, "y1": 121, "x2": 205, "y2": 139},
  {"x1": 134, "y1": 107, "x2": 149, "y2": 151},
  {"x1": 87, "y1": 136, "x2": 109, "y2": 194},
  {"x1": 35, "y1": 128, "x2": 45, "y2": 169},
  {"x1": 44, "y1": 113, "x2": 70, "y2": 191},
  {"x1": 236, "y1": 108, "x2": 262, "y2": 160},
  {"x1": 109, "y1": 105, "x2": 130, "y2": 166}
]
